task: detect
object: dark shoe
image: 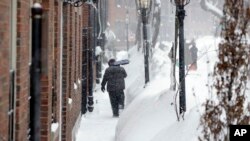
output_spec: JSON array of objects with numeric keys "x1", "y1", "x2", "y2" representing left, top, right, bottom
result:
[{"x1": 113, "y1": 114, "x2": 119, "y2": 117}]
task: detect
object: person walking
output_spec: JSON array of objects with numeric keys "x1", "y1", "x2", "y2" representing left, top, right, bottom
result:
[
  {"x1": 184, "y1": 39, "x2": 192, "y2": 71},
  {"x1": 189, "y1": 40, "x2": 198, "y2": 70},
  {"x1": 101, "y1": 59, "x2": 127, "y2": 117}
]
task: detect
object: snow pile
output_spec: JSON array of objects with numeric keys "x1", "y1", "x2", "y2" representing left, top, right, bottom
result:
[
  {"x1": 115, "y1": 36, "x2": 222, "y2": 141},
  {"x1": 51, "y1": 122, "x2": 59, "y2": 132},
  {"x1": 78, "y1": 78, "x2": 81, "y2": 84},
  {"x1": 116, "y1": 51, "x2": 129, "y2": 61},
  {"x1": 68, "y1": 98, "x2": 72, "y2": 105},
  {"x1": 95, "y1": 46, "x2": 103, "y2": 56},
  {"x1": 122, "y1": 46, "x2": 146, "y2": 105},
  {"x1": 74, "y1": 83, "x2": 78, "y2": 90},
  {"x1": 123, "y1": 43, "x2": 172, "y2": 105}
]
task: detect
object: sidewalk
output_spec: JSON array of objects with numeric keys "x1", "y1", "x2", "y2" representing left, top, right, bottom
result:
[{"x1": 76, "y1": 87, "x2": 119, "y2": 141}]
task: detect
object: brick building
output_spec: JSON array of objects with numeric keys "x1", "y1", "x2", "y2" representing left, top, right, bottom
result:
[
  {"x1": 0, "y1": 0, "x2": 106, "y2": 141},
  {"x1": 107, "y1": 0, "x2": 137, "y2": 50}
]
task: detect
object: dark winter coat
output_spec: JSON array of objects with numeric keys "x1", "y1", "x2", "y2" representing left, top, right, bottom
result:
[
  {"x1": 190, "y1": 46, "x2": 198, "y2": 63},
  {"x1": 184, "y1": 42, "x2": 192, "y2": 65},
  {"x1": 101, "y1": 66, "x2": 127, "y2": 92}
]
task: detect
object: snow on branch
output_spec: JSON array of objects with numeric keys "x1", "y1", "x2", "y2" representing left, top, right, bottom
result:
[{"x1": 200, "y1": 0, "x2": 223, "y2": 18}]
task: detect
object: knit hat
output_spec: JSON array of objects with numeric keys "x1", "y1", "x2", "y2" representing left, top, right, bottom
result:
[{"x1": 108, "y1": 59, "x2": 116, "y2": 66}]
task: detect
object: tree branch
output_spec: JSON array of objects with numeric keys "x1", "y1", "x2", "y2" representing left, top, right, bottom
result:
[{"x1": 200, "y1": 0, "x2": 223, "y2": 18}]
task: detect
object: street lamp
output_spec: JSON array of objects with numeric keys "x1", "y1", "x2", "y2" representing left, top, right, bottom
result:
[
  {"x1": 137, "y1": 0, "x2": 152, "y2": 84},
  {"x1": 170, "y1": 0, "x2": 190, "y2": 115},
  {"x1": 31, "y1": 3, "x2": 43, "y2": 141}
]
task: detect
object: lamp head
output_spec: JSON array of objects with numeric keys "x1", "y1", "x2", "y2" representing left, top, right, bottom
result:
[
  {"x1": 170, "y1": 0, "x2": 190, "y2": 6},
  {"x1": 137, "y1": 0, "x2": 151, "y2": 9}
]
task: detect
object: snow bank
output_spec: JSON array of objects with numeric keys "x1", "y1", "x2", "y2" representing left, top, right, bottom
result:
[
  {"x1": 116, "y1": 51, "x2": 128, "y2": 61},
  {"x1": 124, "y1": 42, "x2": 172, "y2": 105},
  {"x1": 151, "y1": 108, "x2": 200, "y2": 141},
  {"x1": 95, "y1": 46, "x2": 103, "y2": 56},
  {"x1": 115, "y1": 36, "x2": 221, "y2": 141},
  {"x1": 123, "y1": 46, "x2": 146, "y2": 105},
  {"x1": 51, "y1": 122, "x2": 59, "y2": 132}
]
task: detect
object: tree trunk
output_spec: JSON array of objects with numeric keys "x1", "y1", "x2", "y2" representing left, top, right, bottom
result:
[
  {"x1": 135, "y1": 18, "x2": 142, "y2": 50},
  {"x1": 135, "y1": 0, "x2": 142, "y2": 50},
  {"x1": 151, "y1": 1, "x2": 161, "y2": 48},
  {"x1": 170, "y1": 10, "x2": 178, "y2": 91}
]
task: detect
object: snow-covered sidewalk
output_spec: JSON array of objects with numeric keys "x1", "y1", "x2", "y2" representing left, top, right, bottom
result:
[
  {"x1": 75, "y1": 50, "x2": 130, "y2": 141},
  {"x1": 76, "y1": 89, "x2": 119, "y2": 141}
]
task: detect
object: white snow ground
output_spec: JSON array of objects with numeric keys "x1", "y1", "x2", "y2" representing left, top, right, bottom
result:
[
  {"x1": 76, "y1": 36, "x2": 250, "y2": 141},
  {"x1": 76, "y1": 88, "x2": 119, "y2": 141}
]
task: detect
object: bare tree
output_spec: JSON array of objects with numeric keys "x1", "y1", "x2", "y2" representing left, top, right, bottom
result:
[
  {"x1": 151, "y1": 0, "x2": 161, "y2": 48},
  {"x1": 199, "y1": 1, "x2": 250, "y2": 141},
  {"x1": 135, "y1": 3, "x2": 143, "y2": 50},
  {"x1": 169, "y1": 7, "x2": 179, "y2": 91}
]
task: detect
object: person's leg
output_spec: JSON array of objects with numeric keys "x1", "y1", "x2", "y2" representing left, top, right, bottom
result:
[
  {"x1": 119, "y1": 91, "x2": 125, "y2": 109},
  {"x1": 194, "y1": 62, "x2": 197, "y2": 70},
  {"x1": 109, "y1": 92, "x2": 119, "y2": 116}
]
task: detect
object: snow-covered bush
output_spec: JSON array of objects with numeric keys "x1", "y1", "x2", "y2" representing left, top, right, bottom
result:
[{"x1": 199, "y1": 1, "x2": 250, "y2": 141}]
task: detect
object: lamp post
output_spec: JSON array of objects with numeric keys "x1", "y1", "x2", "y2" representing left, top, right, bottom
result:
[
  {"x1": 137, "y1": 0, "x2": 152, "y2": 84},
  {"x1": 31, "y1": 3, "x2": 43, "y2": 141},
  {"x1": 170, "y1": 0, "x2": 190, "y2": 115}
]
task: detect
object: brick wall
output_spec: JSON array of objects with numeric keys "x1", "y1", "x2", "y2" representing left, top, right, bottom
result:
[
  {"x1": 51, "y1": 1, "x2": 62, "y2": 141},
  {"x1": 61, "y1": 4, "x2": 70, "y2": 141},
  {"x1": 68, "y1": 7, "x2": 82, "y2": 141},
  {"x1": 107, "y1": 0, "x2": 137, "y2": 48},
  {"x1": 15, "y1": 0, "x2": 32, "y2": 140},
  {"x1": 81, "y1": 4, "x2": 98, "y2": 114},
  {"x1": 53, "y1": 0, "x2": 61, "y2": 129},
  {"x1": 0, "y1": 1, "x2": 96, "y2": 141},
  {"x1": 66, "y1": 6, "x2": 73, "y2": 140},
  {"x1": 64, "y1": 6, "x2": 83, "y2": 141},
  {"x1": 108, "y1": 0, "x2": 126, "y2": 28},
  {"x1": 0, "y1": 0, "x2": 11, "y2": 140},
  {"x1": 82, "y1": 5, "x2": 89, "y2": 27},
  {"x1": 39, "y1": 0, "x2": 54, "y2": 140},
  {"x1": 61, "y1": 3, "x2": 67, "y2": 139},
  {"x1": 81, "y1": 4, "x2": 90, "y2": 114}
]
